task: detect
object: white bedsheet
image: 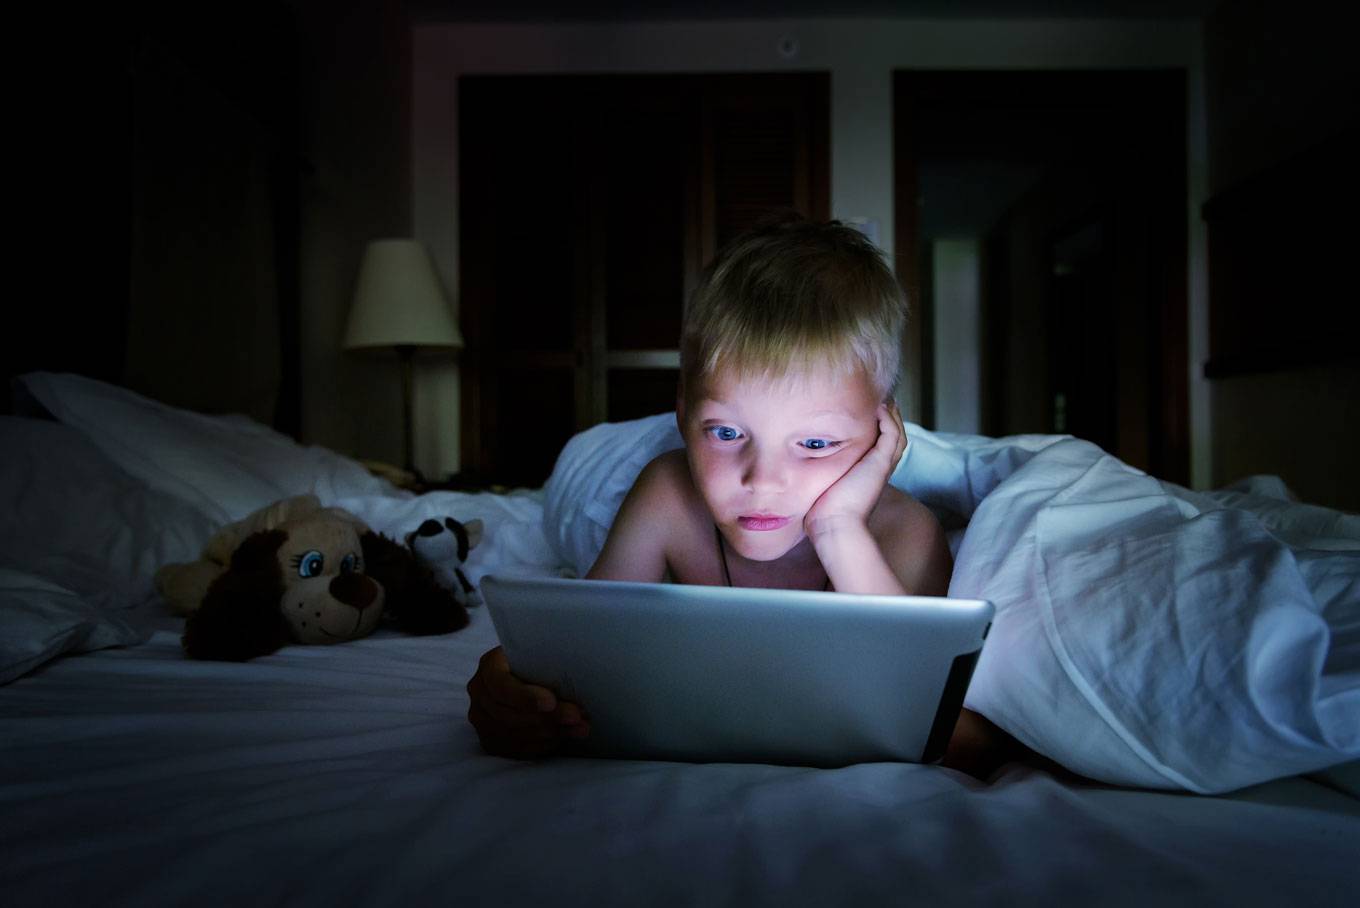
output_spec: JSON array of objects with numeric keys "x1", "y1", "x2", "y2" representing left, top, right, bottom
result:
[{"x1": 3, "y1": 607, "x2": 1357, "y2": 907}]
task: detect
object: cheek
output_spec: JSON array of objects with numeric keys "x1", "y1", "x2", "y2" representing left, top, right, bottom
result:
[
  {"x1": 795, "y1": 461, "x2": 843, "y2": 500},
  {"x1": 690, "y1": 450, "x2": 738, "y2": 498},
  {"x1": 798, "y1": 444, "x2": 870, "y2": 493}
]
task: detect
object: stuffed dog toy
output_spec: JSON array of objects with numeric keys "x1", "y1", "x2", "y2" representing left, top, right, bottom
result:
[{"x1": 156, "y1": 495, "x2": 473, "y2": 661}]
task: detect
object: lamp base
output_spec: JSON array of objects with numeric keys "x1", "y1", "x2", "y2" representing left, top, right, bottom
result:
[{"x1": 397, "y1": 344, "x2": 417, "y2": 476}]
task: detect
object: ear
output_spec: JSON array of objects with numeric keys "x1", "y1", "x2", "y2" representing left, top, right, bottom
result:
[
  {"x1": 360, "y1": 530, "x2": 469, "y2": 635},
  {"x1": 462, "y1": 518, "x2": 484, "y2": 551},
  {"x1": 155, "y1": 560, "x2": 226, "y2": 616},
  {"x1": 387, "y1": 568, "x2": 470, "y2": 635},
  {"x1": 182, "y1": 530, "x2": 291, "y2": 661},
  {"x1": 360, "y1": 529, "x2": 413, "y2": 590}
]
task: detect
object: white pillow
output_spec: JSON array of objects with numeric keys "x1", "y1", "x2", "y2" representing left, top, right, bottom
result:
[
  {"x1": 0, "y1": 417, "x2": 219, "y2": 608},
  {"x1": 0, "y1": 569, "x2": 149, "y2": 684},
  {"x1": 0, "y1": 568, "x2": 152, "y2": 684},
  {"x1": 14, "y1": 372, "x2": 400, "y2": 524}
]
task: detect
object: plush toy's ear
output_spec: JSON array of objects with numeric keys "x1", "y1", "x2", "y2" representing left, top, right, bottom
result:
[
  {"x1": 361, "y1": 530, "x2": 470, "y2": 635},
  {"x1": 182, "y1": 529, "x2": 292, "y2": 661},
  {"x1": 461, "y1": 518, "x2": 484, "y2": 552},
  {"x1": 155, "y1": 560, "x2": 226, "y2": 616}
]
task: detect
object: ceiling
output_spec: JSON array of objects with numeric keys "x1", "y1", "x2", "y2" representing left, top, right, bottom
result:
[{"x1": 407, "y1": 1, "x2": 1221, "y2": 23}]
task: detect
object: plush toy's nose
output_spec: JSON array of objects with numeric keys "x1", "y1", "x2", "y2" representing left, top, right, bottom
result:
[{"x1": 330, "y1": 573, "x2": 379, "y2": 610}]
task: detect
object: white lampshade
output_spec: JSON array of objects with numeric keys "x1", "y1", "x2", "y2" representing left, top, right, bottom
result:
[{"x1": 343, "y1": 239, "x2": 464, "y2": 350}]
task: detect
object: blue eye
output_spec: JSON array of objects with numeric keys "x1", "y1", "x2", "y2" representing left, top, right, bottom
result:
[
  {"x1": 709, "y1": 425, "x2": 741, "y2": 442},
  {"x1": 296, "y1": 551, "x2": 324, "y2": 578},
  {"x1": 800, "y1": 438, "x2": 842, "y2": 451},
  {"x1": 341, "y1": 553, "x2": 360, "y2": 574}
]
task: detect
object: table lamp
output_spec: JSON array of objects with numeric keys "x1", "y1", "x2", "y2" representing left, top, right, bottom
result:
[{"x1": 343, "y1": 239, "x2": 463, "y2": 476}]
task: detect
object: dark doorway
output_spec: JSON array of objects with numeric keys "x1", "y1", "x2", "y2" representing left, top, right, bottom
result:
[
  {"x1": 460, "y1": 73, "x2": 829, "y2": 487},
  {"x1": 894, "y1": 70, "x2": 1188, "y2": 484}
]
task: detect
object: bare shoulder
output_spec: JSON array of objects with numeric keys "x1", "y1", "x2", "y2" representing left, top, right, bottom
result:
[
  {"x1": 631, "y1": 448, "x2": 694, "y2": 505},
  {"x1": 869, "y1": 486, "x2": 954, "y2": 596},
  {"x1": 586, "y1": 448, "x2": 709, "y2": 582}
]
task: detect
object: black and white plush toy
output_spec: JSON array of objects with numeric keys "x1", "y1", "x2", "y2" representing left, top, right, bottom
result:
[{"x1": 407, "y1": 517, "x2": 484, "y2": 608}]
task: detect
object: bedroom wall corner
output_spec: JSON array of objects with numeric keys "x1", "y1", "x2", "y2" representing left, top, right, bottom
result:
[{"x1": 412, "y1": 25, "x2": 463, "y2": 479}]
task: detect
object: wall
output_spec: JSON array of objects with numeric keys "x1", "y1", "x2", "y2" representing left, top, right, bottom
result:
[
  {"x1": 1203, "y1": 0, "x2": 1360, "y2": 510},
  {"x1": 411, "y1": 17, "x2": 1206, "y2": 482},
  {"x1": 288, "y1": 0, "x2": 418, "y2": 471},
  {"x1": 931, "y1": 240, "x2": 981, "y2": 434}
]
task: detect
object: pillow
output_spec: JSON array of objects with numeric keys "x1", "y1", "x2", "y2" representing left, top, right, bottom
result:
[
  {"x1": 14, "y1": 372, "x2": 400, "y2": 524},
  {"x1": 0, "y1": 569, "x2": 149, "y2": 684},
  {"x1": 0, "y1": 417, "x2": 219, "y2": 608},
  {"x1": 542, "y1": 412, "x2": 683, "y2": 576}
]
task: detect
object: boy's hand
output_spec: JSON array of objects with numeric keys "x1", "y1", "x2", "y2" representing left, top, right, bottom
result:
[
  {"x1": 804, "y1": 402, "x2": 907, "y2": 540},
  {"x1": 466, "y1": 646, "x2": 590, "y2": 758}
]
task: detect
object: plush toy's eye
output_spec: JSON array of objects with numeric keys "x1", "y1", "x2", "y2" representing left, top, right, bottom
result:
[
  {"x1": 295, "y1": 551, "x2": 324, "y2": 578},
  {"x1": 340, "y1": 553, "x2": 360, "y2": 574}
]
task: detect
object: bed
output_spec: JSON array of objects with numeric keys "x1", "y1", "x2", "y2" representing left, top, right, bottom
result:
[{"x1": 2, "y1": 371, "x2": 1358, "y2": 907}]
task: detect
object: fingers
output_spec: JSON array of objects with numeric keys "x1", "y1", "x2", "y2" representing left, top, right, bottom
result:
[
  {"x1": 886, "y1": 401, "x2": 908, "y2": 468},
  {"x1": 466, "y1": 646, "x2": 591, "y2": 758},
  {"x1": 873, "y1": 402, "x2": 907, "y2": 470},
  {"x1": 476, "y1": 645, "x2": 557, "y2": 713}
]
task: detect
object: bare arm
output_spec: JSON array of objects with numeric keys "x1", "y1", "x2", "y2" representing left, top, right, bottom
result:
[
  {"x1": 878, "y1": 497, "x2": 954, "y2": 596},
  {"x1": 806, "y1": 403, "x2": 952, "y2": 596}
]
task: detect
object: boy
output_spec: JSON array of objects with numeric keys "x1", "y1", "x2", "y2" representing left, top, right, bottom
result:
[{"x1": 468, "y1": 217, "x2": 1022, "y2": 777}]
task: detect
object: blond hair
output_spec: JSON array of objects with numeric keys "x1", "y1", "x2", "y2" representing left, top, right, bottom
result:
[{"x1": 680, "y1": 216, "x2": 907, "y2": 404}]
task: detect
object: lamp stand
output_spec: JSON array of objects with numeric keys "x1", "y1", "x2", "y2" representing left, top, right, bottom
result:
[{"x1": 396, "y1": 344, "x2": 417, "y2": 477}]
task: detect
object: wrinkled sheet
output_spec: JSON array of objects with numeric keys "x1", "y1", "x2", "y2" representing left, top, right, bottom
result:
[
  {"x1": 3, "y1": 607, "x2": 1357, "y2": 908},
  {"x1": 901, "y1": 429, "x2": 1360, "y2": 793}
]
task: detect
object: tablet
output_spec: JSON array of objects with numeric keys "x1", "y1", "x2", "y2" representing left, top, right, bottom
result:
[{"x1": 481, "y1": 575, "x2": 993, "y2": 767}]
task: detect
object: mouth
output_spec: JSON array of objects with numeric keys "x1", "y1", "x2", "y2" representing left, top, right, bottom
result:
[
  {"x1": 318, "y1": 611, "x2": 366, "y2": 640},
  {"x1": 737, "y1": 514, "x2": 791, "y2": 532}
]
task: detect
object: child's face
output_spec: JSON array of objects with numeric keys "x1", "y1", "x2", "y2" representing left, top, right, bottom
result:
[{"x1": 681, "y1": 363, "x2": 883, "y2": 563}]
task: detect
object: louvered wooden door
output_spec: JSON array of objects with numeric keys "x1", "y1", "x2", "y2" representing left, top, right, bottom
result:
[{"x1": 460, "y1": 74, "x2": 829, "y2": 487}]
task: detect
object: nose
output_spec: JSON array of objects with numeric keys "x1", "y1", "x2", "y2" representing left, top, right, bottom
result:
[
  {"x1": 741, "y1": 443, "x2": 787, "y2": 493},
  {"x1": 330, "y1": 573, "x2": 379, "y2": 611}
]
